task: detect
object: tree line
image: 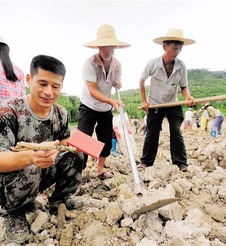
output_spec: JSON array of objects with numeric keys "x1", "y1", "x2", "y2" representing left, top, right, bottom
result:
[{"x1": 56, "y1": 69, "x2": 226, "y2": 123}]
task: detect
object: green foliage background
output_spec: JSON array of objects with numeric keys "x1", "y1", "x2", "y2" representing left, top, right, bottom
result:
[
  {"x1": 57, "y1": 93, "x2": 80, "y2": 123},
  {"x1": 57, "y1": 69, "x2": 226, "y2": 123}
]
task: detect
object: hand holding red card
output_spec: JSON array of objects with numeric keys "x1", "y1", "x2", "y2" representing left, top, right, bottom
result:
[{"x1": 67, "y1": 129, "x2": 105, "y2": 159}]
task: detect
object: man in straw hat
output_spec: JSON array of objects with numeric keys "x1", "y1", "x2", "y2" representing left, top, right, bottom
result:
[
  {"x1": 138, "y1": 28, "x2": 195, "y2": 172},
  {"x1": 78, "y1": 24, "x2": 130, "y2": 179}
]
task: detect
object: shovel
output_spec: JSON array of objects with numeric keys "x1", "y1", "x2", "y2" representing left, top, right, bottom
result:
[{"x1": 115, "y1": 88, "x2": 180, "y2": 214}]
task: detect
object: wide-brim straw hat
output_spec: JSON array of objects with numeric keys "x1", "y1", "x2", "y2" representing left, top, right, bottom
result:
[
  {"x1": 83, "y1": 24, "x2": 131, "y2": 49},
  {"x1": 204, "y1": 102, "x2": 210, "y2": 107},
  {"x1": 153, "y1": 28, "x2": 195, "y2": 46},
  {"x1": 0, "y1": 36, "x2": 8, "y2": 46}
]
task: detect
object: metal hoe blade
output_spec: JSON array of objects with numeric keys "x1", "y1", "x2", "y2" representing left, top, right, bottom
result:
[{"x1": 132, "y1": 198, "x2": 182, "y2": 216}]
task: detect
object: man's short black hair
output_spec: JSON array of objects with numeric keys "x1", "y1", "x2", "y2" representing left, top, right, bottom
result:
[
  {"x1": 163, "y1": 40, "x2": 184, "y2": 46},
  {"x1": 30, "y1": 55, "x2": 66, "y2": 79}
]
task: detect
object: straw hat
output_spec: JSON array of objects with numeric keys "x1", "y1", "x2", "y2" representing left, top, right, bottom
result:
[
  {"x1": 153, "y1": 28, "x2": 195, "y2": 46},
  {"x1": 0, "y1": 36, "x2": 8, "y2": 46},
  {"x1": 83, "y1": 24, "x2": 131, "y2": 49},
  {"x1": 204, "y1": 102, "x2": 210, "y2": 107}
]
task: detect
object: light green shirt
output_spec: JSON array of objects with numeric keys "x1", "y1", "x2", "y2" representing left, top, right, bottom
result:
[{"x1": 207, "y1": 106, "x2": 224, "y2": 117}]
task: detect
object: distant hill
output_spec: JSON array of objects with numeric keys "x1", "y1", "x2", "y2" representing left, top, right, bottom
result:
[{"x1": 187, "y1": 69, "x2": 226, "y2": 99}]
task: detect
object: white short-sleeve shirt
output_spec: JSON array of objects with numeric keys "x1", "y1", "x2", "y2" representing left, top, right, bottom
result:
[
  {"x1": 81, "y1": 54, "x2": 121, "y2": 112},
  {"x1": 140, "y1": 56, "x2": 188, "y2": 104}
]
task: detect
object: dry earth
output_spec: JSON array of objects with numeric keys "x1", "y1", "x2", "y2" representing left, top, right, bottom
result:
[{"x1": 1, "y1": 118, "x2": 226, "y2": 246}]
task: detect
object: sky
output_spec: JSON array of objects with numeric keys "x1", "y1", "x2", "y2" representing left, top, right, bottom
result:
[{"x1": 1, "y1": 0, "x2": 225, "y2": 97}]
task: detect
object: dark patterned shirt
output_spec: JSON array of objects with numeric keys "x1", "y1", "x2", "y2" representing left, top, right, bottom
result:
[{"x1": 0, "y1": 95, "x2": 70, "y2": 151}]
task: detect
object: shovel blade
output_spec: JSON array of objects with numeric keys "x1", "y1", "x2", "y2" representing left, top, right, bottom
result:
[{"x1": 132, "y1": 197, "x2": 181, "y2": 216}]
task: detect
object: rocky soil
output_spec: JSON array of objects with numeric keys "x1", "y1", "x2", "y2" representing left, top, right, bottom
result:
[{"x1": 1, "y1": 118, "x2": 226, "y2": 246}]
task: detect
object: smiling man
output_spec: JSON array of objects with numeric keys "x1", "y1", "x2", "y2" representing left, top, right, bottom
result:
[{"x1": 0, "y1": 55, "x2": 83, "y2": 244}]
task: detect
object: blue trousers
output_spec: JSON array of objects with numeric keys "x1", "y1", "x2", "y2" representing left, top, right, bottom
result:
[{"x1": 212, "y1": 115, "x2": 224, "y2": 135}]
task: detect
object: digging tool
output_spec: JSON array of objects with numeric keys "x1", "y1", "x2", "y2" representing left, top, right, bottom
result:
[
  {"x1": 115, "y1": 88, "x2": 142, "y2": 196},
  {"x1": 132, "y1": 197, "x2": 181, "y2": 216},
  {"x1": 138, "y1": 94, "x2": 226, "y2": 109},
  {"x1": 115, "y1": 88, "x2": 179, "y2": 213}
]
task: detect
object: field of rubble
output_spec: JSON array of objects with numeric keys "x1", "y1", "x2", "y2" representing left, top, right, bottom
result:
[{"x1": 1, "y1": 118, "x2": 226, "y2": 246}]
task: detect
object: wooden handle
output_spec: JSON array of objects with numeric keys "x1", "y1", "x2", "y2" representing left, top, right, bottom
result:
[{"x1": 138, "y1": 95, "x2": 226, "y2": 109}]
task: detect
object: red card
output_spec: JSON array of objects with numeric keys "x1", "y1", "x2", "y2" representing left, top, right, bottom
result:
[{"x1": 67, "y1": 129, "x2": 105, "y2": 159}]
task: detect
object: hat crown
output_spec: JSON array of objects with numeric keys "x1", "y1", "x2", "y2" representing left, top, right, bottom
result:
[
  {"x1": 97, "y1": 24, "x2": 117, "y2": 40},
  {"x1": 83, "y1": 24, "x2": 130, "y2": 49},
  {"x1": 165, "y1": 28, "x2": 184, "y2": 39}
]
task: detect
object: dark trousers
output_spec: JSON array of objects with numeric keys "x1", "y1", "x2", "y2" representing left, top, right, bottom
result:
[
  {"x1": 140, "y1": 106, "x2": 187, "y2": 166},
  {"x1": 0, "y1": 152, "x2": 83, "y2": 212},
  {"x1": 77, "y1": 103, "x2": 113, "y2": 169}
]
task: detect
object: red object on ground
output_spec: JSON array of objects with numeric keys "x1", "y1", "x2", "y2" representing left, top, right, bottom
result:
[{"x1": 67, "y1": 129, "x2": 105, "y2": 159}]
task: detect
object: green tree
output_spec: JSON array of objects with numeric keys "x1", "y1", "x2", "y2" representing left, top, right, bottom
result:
[{"x1": 57, "y1": 93, "x2": 80, "y2": 123}]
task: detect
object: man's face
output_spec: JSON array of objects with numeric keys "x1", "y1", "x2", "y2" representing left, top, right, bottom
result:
[
  {"x1": 26, "y1": 68, "x2": 63, "y2": 113},
  {"x1": 99, "y1": 46, "x2": 115, "y2": 61},
  {"x1": 164, "y1": 43, "x2": 183, "y2": 60}
]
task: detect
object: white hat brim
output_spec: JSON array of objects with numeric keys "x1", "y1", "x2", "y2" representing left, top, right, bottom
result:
[{"x1": 0, "y1": 36, "x2": 8, "y2": 46}]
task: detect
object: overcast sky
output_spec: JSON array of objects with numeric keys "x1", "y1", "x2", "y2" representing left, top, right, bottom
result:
[{"x1": 1, "y1": 0, "x2": 225, "y2": 96}]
